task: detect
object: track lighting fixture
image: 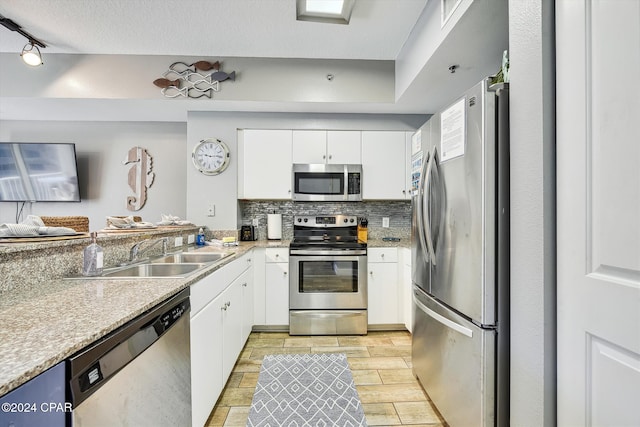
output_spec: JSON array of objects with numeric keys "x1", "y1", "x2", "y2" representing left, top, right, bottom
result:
[
  {"x1": 0, "y1": 14, "x2": 47, "y2": 66},
  {"x1": 21, "y1": 41, "x2": 43, "y2": 66}
]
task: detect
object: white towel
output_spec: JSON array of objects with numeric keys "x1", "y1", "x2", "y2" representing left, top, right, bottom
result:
[
  {"x1": 0, "y1": 215, "x2": 77, "y2": 237},
  {"x1": 156, "y1": 214, "x2": 194, "y2": 226}
]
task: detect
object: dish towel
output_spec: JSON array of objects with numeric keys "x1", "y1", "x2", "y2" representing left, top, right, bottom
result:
[
  {"x1": 106, "y1": 216, "x2": 156, "y2": 229},
  {"x1": 0, "y1": 215, "x2": 77, "y2": 237},
  {"x1": 156, "y1": 214, "x2": 194, "y2": 226}
]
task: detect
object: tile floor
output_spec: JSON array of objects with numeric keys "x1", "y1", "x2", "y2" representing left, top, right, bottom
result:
[{"x1": 205, "y1": 331, "x2": 446, "y2": 426}]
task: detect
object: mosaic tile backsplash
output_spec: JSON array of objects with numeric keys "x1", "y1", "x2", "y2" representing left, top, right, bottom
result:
[{"x1": 239, "y1": 200, "x2": 411, "y2": 241}]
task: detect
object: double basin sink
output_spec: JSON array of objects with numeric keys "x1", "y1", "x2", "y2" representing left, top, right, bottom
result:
[{"x1": 78, "y1": 250, "x2": 232, "y2": 279}]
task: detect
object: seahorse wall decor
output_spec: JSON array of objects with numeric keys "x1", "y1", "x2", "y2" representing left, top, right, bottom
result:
[{"x1": 123, "y1": 146, "x2": 154, "y2": 211}]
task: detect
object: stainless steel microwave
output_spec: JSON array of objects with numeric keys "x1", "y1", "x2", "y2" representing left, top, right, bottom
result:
[{"x1": 292, "y1": 164, "x2": 362, "y2": 201}]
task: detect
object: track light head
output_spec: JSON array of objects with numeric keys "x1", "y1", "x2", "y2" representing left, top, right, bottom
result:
[{"x1": 21, "y1": 42, "x2": 43, "y2": 66}]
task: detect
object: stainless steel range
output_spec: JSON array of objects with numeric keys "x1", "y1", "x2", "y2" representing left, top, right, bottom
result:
[{"x1": 289, "y1": 215, "x2": 368, "y2": 335}]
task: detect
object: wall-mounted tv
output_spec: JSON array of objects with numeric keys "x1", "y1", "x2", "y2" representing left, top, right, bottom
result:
[{"x1": 0, "y1": 143, "x2": 81, "y2": 202}]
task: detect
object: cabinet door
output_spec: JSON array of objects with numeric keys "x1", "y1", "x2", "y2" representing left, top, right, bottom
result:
[
  {"x1": 327, "y1": 131, "x2": 361, "y2": 164},
  {"x1": 239, "y1": 268, "x2": 254, "y2": 344},
  {"x1": 239, "y1": 129, "x2": 292, "y2": 199},
  {"x1": 265, "y1": 262, "x2": 290, "y2": 325},
  {"x1": 292, "y1": 130, "x2": 327, "y2": 163},
  {"x1": 222, "y1": 280, "x2": 244, "y2": 381},
  {"x1": 362, "y1": 131, "x2": 407, "y2": 200},
  {"x1": 367, "y1": 262, "x2": 399, "y2": 324},
  {"x1": 191, "y1": 296, "x2": 224, "y2": 427}
]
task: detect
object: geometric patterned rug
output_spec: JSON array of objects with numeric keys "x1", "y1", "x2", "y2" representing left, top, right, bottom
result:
[{"x1": 246, "y1": 353, "x2": 368, "y2": 426}]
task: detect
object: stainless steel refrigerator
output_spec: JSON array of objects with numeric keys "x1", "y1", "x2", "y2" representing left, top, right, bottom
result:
[{"x1": 411, "y1": 78, "x2": 509, "y2": 427}]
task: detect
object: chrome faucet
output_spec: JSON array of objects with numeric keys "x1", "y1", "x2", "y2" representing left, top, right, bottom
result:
[{"x1": 129, "y1": 237, "x2": 169, "y2": 263}]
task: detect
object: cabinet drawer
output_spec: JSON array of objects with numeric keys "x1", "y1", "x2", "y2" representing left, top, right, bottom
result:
[
  {"x1": 265, "y1": 248, "x2": 289, "y2": 263},
  {"x1": 368, "y1": 247, "x2": 398, "y2": 263}
]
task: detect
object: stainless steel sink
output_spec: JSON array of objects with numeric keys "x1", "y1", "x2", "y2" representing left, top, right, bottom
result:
[
  {"x1": 101, "y1": 263, "x2": 206, "y2": 278},
  {"x1": 151, "y1": 252, "x2": 229, "y2": 264}
]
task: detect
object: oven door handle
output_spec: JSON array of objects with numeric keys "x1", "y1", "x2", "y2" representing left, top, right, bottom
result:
[{"x1": 289, "y1": 249, "x2": 367, "y2": 256}]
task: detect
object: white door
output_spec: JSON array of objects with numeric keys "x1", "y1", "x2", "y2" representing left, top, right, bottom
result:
[{"x1": 557, "y1": 1, "x2": 640, "y2": 426}]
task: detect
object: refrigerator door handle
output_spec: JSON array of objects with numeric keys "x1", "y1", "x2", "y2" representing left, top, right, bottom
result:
[
  {"x1": 416, "y1": 150, "x2": 431, "y2": 265},
  {"x1": 431, "y1": 150, "x2": 446, "y2": 256},
  {"x1": 413, "y1": 293, "x2": 473, "y2": 338},
  {"x1": 423, "y1": 146, "x2": 437, "y2": 265}
]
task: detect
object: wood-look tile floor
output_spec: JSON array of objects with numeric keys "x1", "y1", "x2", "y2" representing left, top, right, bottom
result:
[{"x1": 206, "y1": 331, "x2": 446, "y2": 426}]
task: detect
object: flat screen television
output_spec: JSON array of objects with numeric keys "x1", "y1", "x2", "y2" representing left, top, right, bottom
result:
[{"x1": 0, "y1": 143, "x2": 81, "y2": 202}]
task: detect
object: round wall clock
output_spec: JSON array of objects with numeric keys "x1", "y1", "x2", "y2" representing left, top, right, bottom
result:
[{"x1": 192, "y1": 138, "x2": 230, "y2": 175}]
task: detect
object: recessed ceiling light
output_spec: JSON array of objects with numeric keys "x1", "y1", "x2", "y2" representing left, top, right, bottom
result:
[{"x1": 296, "y1": 0, "x2": 355, "y2": 25}]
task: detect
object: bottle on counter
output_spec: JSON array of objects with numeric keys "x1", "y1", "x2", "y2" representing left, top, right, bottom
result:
[
  {"x1": 82, "y1": 232, "x2": 104, "y2": 276},
  {"x1": 196, "y1": 228, "x2": 206, "y2": 246},
  {"x1": 358, "y1": 218, "x2": 368, "y2": 243}
]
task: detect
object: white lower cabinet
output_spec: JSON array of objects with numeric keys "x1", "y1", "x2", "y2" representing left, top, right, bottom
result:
[
  {"x1": 190, "y1": 250, "x2": 253, "y2": 427},
  {"x1": 191, "y1": 293, "x2": 224, "y2": 427},
  {"x1": 264, "y1": 248, "x2": 289, "y2": 325},
  {"x1": 367, "y1": 247, "x2": 400, "y2": 325},
  {"x1": 401, "y1": 248, "x2": 413, "y2": 332}
]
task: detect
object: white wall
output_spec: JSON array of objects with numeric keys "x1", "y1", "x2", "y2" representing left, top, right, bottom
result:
[
  {"x1": 508, "y1": 0, "x2": 556, "y2": 425},
  {"x1": 186, "y1": 112, "x2": 427, "y2": 230},
  {"x1": 0, "y1": 121, "x2": 187, "y2": 230}
]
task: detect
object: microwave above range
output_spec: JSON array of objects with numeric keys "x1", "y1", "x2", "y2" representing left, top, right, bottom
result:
[{"x1": 292, "y1": 164, "x2": 362, "y2": 202}]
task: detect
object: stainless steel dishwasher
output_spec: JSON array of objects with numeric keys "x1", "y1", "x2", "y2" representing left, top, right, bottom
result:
[{"x1": 68, "y1": 288, "x2": 191, "y2": 427}]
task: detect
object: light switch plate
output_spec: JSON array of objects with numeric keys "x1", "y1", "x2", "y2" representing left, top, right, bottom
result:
[
  {"x1": 382, "y1": 217, "x2": 390, "y2": 228},
  {"x1": 187, "y1": 234, "x2": 195, "y2": 244},
  {"x1": 175, "y1": 236, "x2": 183, "y2": 247}
]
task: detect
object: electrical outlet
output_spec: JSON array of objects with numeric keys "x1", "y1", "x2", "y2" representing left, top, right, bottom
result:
[
  {"x1": 252, "y1": 218, "x2": 259, "y2": 226},
  {"x1": 175, "y1": 236, "x2": 184, "y2": 247},
  {"x1": 207, "y1": 204, "x2": 215, "y2": 217},
  {"x1": 187, "y1": 234, "x2": 195, "y2": 244},
  {"x1": 382, "y1": 217, "x2": 390, "y2": 228}
]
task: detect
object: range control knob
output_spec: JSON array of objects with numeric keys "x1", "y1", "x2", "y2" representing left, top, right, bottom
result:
[
  {"x1": 344, "y1": 218, "x2": 348, "y2": 223},
  {"x1": 349, "y1": 218, "x2": 355, "y2": 223},
  {"x1": 304, "y1": 218, "x2": 308, "y2": 223},
  {"x1": 297, "y1": 218, "x2": 302, "y2": 222}
]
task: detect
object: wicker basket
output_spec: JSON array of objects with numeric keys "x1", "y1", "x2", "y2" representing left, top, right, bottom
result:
[{"x1": 41, "y1": 216, "x2": 89, "y2": 233}]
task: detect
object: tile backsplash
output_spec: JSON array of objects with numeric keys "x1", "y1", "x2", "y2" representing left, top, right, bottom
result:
[{"x1": 239, "y1": 200, "x2": 411, "y2": 240}]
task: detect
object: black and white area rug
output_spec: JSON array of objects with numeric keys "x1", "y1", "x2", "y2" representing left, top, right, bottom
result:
[{"x1": 246, "y1": 353, "x2": 367, "y2": 426}]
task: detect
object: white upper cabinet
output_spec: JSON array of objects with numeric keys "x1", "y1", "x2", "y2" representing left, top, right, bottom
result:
[
  {"x1": 292, "y1": 130, "x2": 361, "y2": 164},
  {"x1": 238, "y1": 129, "x2": 292, "y2": 199},
  {"x1": 361, "y1": 131, "x2": 410, "y2": 200}
]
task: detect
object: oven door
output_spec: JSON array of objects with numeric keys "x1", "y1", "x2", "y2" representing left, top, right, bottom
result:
[{"x1": 289, "y1": 252, "x2": 367, "y2": 310}]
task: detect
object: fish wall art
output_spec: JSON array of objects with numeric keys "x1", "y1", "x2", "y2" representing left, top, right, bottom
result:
[
  {"x1": 153, "y1": 60, "x2": 236, "y2": 99},
  {"x1": 123, "y1": 146, "x2": 154, "y2": 211}
]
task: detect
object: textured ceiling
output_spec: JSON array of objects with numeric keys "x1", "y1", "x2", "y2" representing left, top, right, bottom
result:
[{"x1": 0, "y1": 0, "x2": 428, "y2": 60}]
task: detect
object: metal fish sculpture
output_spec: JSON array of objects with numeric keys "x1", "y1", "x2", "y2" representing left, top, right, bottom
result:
[
  {"x1": 210, "y1": 70, "x2": 236, "y2": 82},
  {"x1": 168, "y1": 60, "x2": 220, "y2": 75},
  {"x1": 153, "y1": 78, "x2": 182, "y2": 88},
  {"x1": 192, "y1": 60, "x2": 220, "y2": 71},
  {"x1": 123, "y1": 147, "x2": 154, "y2": 211},
  {"x1": 160, "y1": 86, "x2": 213, "y2": 99}
]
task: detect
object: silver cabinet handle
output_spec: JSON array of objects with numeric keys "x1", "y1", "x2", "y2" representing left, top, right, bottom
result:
[
  {"x1": 328, "y1": 154, "x2": 332, "y2": 160},
  {"x1": 284, "y1": 271, "x2": 288, "y2": 276},
  {"x1": 381, "y1": 253, "x2": 385, "y2": 258},
  {"x1": 242, "y1": 282, "x2": 247, "y2": 287},
  {"x1": 323, "y1": 154, "x2": 326, "y2": 159}
]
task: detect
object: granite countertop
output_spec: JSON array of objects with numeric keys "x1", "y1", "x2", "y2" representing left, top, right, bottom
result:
[
  {"x1": 0, "y1": 236, "x2": 405, "y2": 396},
  {"x1": 0, "y1": 242, "x2": 262, "y2": 396}
]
